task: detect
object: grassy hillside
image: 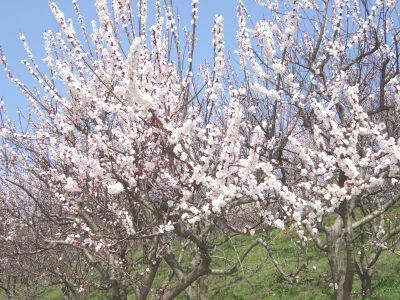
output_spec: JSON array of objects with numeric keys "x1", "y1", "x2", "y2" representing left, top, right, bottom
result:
[{"x1": 3, "y1": 229, "x2": 399, "y2": 300}]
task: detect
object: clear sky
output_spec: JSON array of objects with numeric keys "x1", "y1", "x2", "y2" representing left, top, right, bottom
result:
[{"x1": 0, "y1": 0, "x2": 259, "y2": 120}]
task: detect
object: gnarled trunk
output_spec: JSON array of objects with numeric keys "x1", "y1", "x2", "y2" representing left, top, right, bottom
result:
[{"x1": 326, "y1": 213, "x2": 355, "y2": 300}]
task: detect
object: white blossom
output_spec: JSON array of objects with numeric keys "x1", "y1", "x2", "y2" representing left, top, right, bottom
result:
[{"x1": 108, "y1": 182, "x2": 124, "y2": 195}]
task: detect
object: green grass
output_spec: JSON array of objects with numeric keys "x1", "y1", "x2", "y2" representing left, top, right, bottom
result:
[{"x1": 202, "y1": 233, "x2": 334, "y2": 300}]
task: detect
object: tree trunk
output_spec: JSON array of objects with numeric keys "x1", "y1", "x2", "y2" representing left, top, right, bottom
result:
[
  {"x1": 199, "y1": 277, "x2": 208, "y2": 300},
  {"x1": 186, "y1": 284, "x2": 197, "y2": 300},
  {"x1": 326, "y1": 215, "x2": 355, "y2": 300},
  {"x1": 186, "y1": 278, "x2": 208, "y2": 300},
  {"x1": 355, "y1": 265, "x2": 372, "y2": 300},
  {"x1": 361, "y1": 272, "x2": 372, "y2": 299},
  {"x1": 327, "y1": 237, "x2": 346, "y2": 299}
]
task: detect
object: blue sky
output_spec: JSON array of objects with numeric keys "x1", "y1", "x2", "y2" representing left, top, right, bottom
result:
[{"x1": 0, "y1": 1, "x2": 259, "y2": 120}]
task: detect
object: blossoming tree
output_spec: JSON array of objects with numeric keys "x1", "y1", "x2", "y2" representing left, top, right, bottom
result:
[{"x1": 1, "y1": 0, "x2": 400, "y2": 299}]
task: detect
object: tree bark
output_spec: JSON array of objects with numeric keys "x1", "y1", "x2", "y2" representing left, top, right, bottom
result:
[
  {"x1": 199, "y1": 277, "x2": 208, "y2": 300},
  {"x1": 360, "y1": 272, "x2": 372, "y2": 299},
  {"x1": 326, "y1": 214, "x2": 355, "y2": 300},
  {"x1": 186, "y1": 284, "x2": 197, "y2": 300}
]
